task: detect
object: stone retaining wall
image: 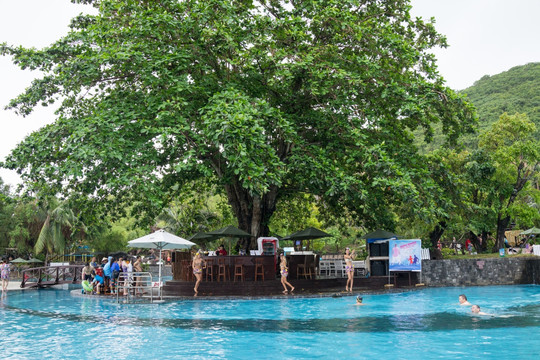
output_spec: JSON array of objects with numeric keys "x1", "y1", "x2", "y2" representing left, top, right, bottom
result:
[{"x1": 422, "y1": 257, "x2": 540, "y2": 286}]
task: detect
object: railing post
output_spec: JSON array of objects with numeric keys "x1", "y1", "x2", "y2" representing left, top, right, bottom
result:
[
  {"x1": 21, "y1": 270, "x2": 26, "y2": 288},
  {"x1": 72, "y1": 266, "x2": 78, "y2": 284}
]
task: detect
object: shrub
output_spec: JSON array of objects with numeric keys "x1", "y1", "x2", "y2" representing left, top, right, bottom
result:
[{"x1": 441, "y1": 248, "x2": 455, "y2": 259}]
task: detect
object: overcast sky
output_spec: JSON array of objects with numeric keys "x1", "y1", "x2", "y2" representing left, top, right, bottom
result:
[{"x1": 1, "y1": 0, "x2": 540, "y2": 187}]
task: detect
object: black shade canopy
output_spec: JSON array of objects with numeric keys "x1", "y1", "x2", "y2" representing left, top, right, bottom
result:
[
  {"x1": 188, "y1": 232, "x2": 219, "y2": 241},
  {"x1": 283, "y1": 227, "x2": 332, "y2": 240},
  {"x1": 206, "y1": 225, "x2": 251, "y2": 238}
]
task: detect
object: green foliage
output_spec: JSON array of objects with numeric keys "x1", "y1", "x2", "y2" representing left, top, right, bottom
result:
[
  {"x1": 464, "y1": 63, "x2": 540, "y2": 140},
  {"x1": 87, "y1": 227, "x2": 128, "y2": 254},
  {"x1": 0, "y1": 178, "x2": 15, "y2": 252},
  {"x1": 415, "y1": 62, "x2": 540, "y2": 152},
  {"x1": 440, "y1": 247, "x2": 454, "y2": 259},
  {"x1": 156, "y1": 184, "x2": 232, "y2": 236},
  {"x1": 34, "y1": 198, "x2": 84, "y2": 256},
  {"x1": 1, "y1": 0, "x2": 475, "y2": 239}
]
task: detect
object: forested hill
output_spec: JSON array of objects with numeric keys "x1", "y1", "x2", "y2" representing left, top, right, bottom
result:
[
  {"x1": 462, "y1": 62, "x2": 540, "y2": 135},
  {"x1": 416, "y1": 62, "x2": 540, "y2": 152}
]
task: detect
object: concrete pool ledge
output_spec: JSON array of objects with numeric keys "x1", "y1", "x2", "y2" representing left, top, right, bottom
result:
[
  {"x1": 2, "y1": 281, "x2": 28, "y2": 291},
  {"x1": 68, "y1": 286, "x2": 413, "y2": 302}
]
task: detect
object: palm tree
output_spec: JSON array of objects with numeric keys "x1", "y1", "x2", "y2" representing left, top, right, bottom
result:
[
  {"x1": 156, "y1": 204, "x2": 219, "y2": 235},
  {"x1": 34, "y1": 198, "x2": 84, "y2": 263}
]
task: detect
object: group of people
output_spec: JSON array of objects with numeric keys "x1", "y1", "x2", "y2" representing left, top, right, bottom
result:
[
  {"x1": 459, "y1": 294, "x2": 491, "y2": 315},
  {"x1": 81, "y1": 255, "x2": 144, "y2": 295}
]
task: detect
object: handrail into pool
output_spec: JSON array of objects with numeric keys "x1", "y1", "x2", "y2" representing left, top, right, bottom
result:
[{"x1": 116, "y1": 271, "x2": 155, "y2": 303}]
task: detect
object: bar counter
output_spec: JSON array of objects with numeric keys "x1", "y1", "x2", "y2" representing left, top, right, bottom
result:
[{"x1": 174, "y1": 255, "x2": 277, "y2": 281}]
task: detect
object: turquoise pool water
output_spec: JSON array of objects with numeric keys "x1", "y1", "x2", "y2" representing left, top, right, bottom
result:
[{"x1": 1, "y1": 285, "x2": 539, "y2": 359}]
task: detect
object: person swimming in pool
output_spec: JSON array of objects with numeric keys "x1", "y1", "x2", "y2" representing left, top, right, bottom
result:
[
  {"x1": 459, "y1": 294, "x2": 471, "y2": 306},
  {"x1": 192, "y1": 251, "x2": 206, "y2": 296},
  {"x1": 280, "y1": 253, "x2": 294, "y2": 294},
  {"x1": 471, "y1": 304, "x2": 490, "y2": 316},
  {"x1": 354, "y1": 295, "x2": 366, "y2": 306}
]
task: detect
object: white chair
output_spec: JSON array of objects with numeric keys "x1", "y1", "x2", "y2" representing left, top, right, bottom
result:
[
  {"x1": 335, "y1": 260, "x2": 347, "y2": 278},
  {"x1": 319, "y1": 260, "x2": 330, "y2": 276},
  {"x1": 421, "y1": 248, "x2": 430, "y2": 260},
  {"x1": 353, "y1": 260, "x2": 366, "y2": 276},
  {"x1": 327, "y1": 260, "x2": 337, "y2": 277},
  {"x1": 533, "y1": 245, "x2": 540, "y2": 256}
]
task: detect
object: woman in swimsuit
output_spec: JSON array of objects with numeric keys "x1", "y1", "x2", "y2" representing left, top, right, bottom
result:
[
  {"x1": 344, "y1": 247, "x2": 356, "y2": 293},
  {"x1": 279, "y1": 253, "x2": 294, "y2": 294},
  {"x1": 192, "y1": 251, "x2": 205, "y2": 296},
  {"x1": 1, "y1": 258, "x2": 10, "y2": 291}
]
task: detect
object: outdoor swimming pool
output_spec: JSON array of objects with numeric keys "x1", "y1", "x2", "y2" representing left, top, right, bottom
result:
[{"x1": 1, "y1": 285, "x2": 539, "y2": 359}]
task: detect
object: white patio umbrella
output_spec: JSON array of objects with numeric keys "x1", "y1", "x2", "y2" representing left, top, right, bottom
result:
[{"x1": 128, "y1": 229, "x2": 196, "y2": 298}]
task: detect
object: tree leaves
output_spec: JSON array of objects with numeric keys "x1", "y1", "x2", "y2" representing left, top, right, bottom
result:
[{"x1": 2, "y1": 0, "x2": 475, "y2": 234}]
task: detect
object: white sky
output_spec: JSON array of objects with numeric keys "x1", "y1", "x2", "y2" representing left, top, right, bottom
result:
[{"x1": 1, "y1": 0, "x2": 540, "y2": 187}]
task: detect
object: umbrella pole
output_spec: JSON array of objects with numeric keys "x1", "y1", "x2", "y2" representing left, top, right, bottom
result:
[{"x1": 159, "y1": 247, "x2": 162, "y2": 300}]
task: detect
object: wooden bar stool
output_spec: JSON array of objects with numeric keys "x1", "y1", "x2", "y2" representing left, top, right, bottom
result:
[
  {"x1": 205, "y1": 259, "x2": 215, "y2": 282},
  {"x1": 217, "y1": 258, "x2": 229, "y2": 282},
  {"x1": 254, "y1": 257, "x2": 265, "y2": 281},
  {"x1": 182, "y1": 260, "x2": 193, "y2": 281},
  {"x1": 234, "y1": 258, "x2": 244, "y2": 282},
  {"x1": 297, "y1": 256, "x2": 314, "y2": 279}
]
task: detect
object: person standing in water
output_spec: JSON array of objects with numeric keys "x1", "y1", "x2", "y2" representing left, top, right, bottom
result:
[
  {"x1": 192, "y1": 251, "x2": 206, "y2": 296},
  {"x1": 279, "y1": 253, "x2": 294, "y2": 294},
  {"x1": 344, "y1": 247, "x2": 356, "y2": 293}
]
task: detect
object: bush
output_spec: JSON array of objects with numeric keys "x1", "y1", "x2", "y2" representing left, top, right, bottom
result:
[{"x1": 441, "y1": 248, "x2": 455, "y2": 259}]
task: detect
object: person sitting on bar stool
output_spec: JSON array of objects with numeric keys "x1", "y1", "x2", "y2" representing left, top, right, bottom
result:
[{"x1": 215, "y1": 245, "x2": 228, "y2": 256}]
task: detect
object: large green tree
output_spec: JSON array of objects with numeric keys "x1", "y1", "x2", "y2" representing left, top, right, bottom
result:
[
  {"x1": 478, "y1": 112, "x2": 540, "y2": 249},
  {"x1": 1, "y1": 0, "x2": 474, "y2": 248}
]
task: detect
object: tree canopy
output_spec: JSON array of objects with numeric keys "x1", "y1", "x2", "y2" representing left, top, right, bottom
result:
[{"x1": 1, "y1": 0, "x2": 475, "y2": 246}]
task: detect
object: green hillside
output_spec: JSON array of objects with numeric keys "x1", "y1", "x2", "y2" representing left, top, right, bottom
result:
[
  {"x1": 416, "y1": 62, "x2": 540, "y2": 152},
  {"x1": 462, "y1": 62, "x2": 540, "y2": 134}
]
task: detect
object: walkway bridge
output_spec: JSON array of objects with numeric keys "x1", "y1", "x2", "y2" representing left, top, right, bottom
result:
[{"x1": 20, "y1": 265, "x2": 84, "y2": 289}]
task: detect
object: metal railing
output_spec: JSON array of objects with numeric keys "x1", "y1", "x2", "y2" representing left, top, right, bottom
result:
[
  {"x1": 115, "y1": 272, "x2": 154, "y2": 303},
  {"x1": 21, "y1": 265, "x2": 84, "y2": 288}
]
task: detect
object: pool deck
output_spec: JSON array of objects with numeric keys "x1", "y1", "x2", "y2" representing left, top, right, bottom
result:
[{"x1": 2, "y1": 280, "x2": 28, "y2": 291}]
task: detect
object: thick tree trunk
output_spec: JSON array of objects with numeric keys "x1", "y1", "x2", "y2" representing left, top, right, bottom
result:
[
  {"x1": 496, "y1": 215, "x2": 511, "y2": 250},
  {"x1": 429, "y1": 221, "x2": 446, "y2": 260},
  {"x1": 224, "y1": 182, "x2": 279, "y2": 251}
]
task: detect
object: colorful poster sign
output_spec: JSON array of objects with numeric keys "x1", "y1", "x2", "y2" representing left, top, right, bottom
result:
[{"x1": 389, "y1": 239, "x2": 421, "y2": 272}]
